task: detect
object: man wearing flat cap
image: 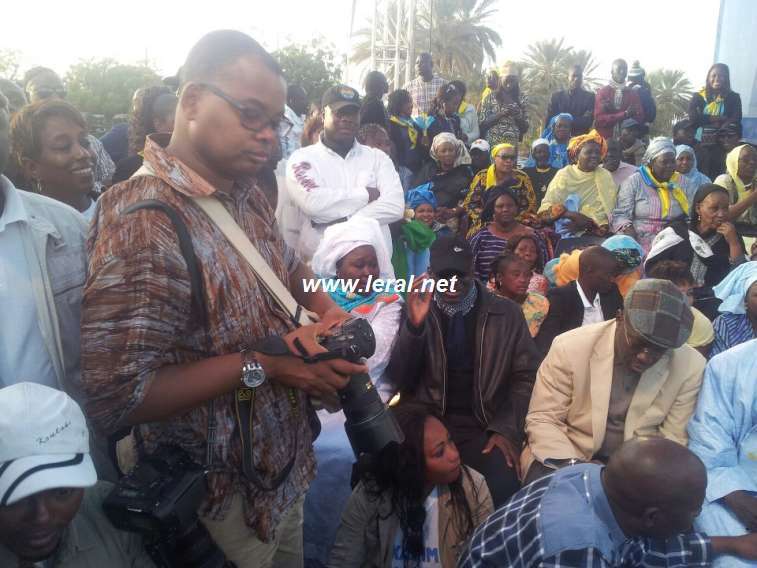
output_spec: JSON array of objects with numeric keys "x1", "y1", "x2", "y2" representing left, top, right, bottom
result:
[{"x1": 521, "y1": 279, "x2": 706, "y2": 484}]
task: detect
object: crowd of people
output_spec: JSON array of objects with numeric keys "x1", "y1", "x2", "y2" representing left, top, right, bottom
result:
[{"x1": 1, "y1": 27, "x2": 757, "y2": 568}]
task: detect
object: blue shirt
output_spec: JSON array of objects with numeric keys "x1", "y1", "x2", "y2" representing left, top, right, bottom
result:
[{"x1": 460, "y1": 463, "x2": 712, "y2": 567}]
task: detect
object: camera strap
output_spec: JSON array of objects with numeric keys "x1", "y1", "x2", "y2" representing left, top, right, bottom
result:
[{"x1": 123, "y1": 198, "x2": 217, "y2": 468}]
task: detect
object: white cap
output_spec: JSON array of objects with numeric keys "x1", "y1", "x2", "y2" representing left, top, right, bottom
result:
[
  {"x1": 469, "y1": 139, "x2": 491, "y2": 153},
  {"x1": 0, "y1": 383, "x2": 96, "y2": 506}
]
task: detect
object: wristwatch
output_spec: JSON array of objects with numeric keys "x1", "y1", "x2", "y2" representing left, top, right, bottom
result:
[{"x1": 240, "y1": 348, "x2": 266, "y2": 388}]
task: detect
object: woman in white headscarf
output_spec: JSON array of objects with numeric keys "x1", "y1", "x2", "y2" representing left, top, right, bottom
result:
[
  {"x1": 676, "y1": 144, "x2": 712, "y2": 195},
  {"x1": 305, "y1": 216, "x2": 403, "y2": 565},
  {"x1": 612, "y1": 137, "x2": 694, "y2": 252},
  {"x1": 411, "y1": 132, "x2": 473, "y2": 232}
]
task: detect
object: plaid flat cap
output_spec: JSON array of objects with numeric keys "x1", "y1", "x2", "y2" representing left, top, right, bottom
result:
[{"x1": 624, "y1": 279, "x2": 694, "y2": 349}]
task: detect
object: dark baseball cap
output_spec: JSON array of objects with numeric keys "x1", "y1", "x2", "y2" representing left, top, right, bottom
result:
[
  {"x1": 322, "y1": 85, "x2": 361, "y2": 111},
  {"x1": 430, "y1": 235, "x2": 473, "y2": 276},
  {"x1": 621, "y1": 118, "x2": 640, "y2": 130}
]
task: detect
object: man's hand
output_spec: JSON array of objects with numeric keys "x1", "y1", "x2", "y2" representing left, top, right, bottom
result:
[
  {"x1": 725, "y1": 491, "x2": 757, "y2": 531},
  {"x1": 257, "y1": 351, "x2": 364, "y2": 399},
  {"x1": 318, "y1": 306, "x2": 353, "y2": 333},
  {"x1": 406, "y1": 274, "x2": 434, "y2": 328},
  {"x1": 367, "y1": 187, "x2": 380, "y2": 202},
  {"x1": 712, "y1": 533, "x2": 757, "y2": 560},
  {"x1": 624, "y1": 107, "x2": 637, "y2": 119},
  {"x1": 482, "y1": 433, "x2": 522, "y2": 479}
]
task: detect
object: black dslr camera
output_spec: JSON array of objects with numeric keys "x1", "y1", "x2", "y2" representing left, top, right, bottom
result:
[
  {"x1": 317, "y1": 317, "x2": 404, "y2": 456},
  {"x1": 103, "y1": 446, "x2": 233, "y2": 568}
]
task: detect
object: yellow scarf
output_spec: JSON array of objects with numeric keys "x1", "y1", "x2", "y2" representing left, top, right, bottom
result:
[
  {"x1": 389, "y1": 115, "x2": 417, "y2": 149},
  {"x1": 481, "y1": 87, "x2": 492, "y2": 102},
  {"x1": 640, "y1": 165, "x2": 689, "y2": 218},
  {"x1": 458, "y1": 101, "x2": 470, "y2": 115},
  {"x1": 699, "y1": 87, "x2": 725, "y2": 116}
]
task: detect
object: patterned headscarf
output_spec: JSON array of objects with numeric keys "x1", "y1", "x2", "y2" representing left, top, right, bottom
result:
[
  {"x1": 642, "y1": 137, "x2": 676, "y2": 165},
  {"x1": 567, "y1": 129, "x2": 607, "y2": 163},
  {"x1": 406, "y1": 184, "x2": 438, "y2": 210},
  {"x1": 430, "y1": 132, "x2": 471, "y2": 167},
  {"x1": 602, "y1": 234, "x2": 643, "y2": 273}
]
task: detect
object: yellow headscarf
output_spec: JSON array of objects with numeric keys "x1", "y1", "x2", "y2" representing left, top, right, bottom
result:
[
  {"x1": 486, "y1": 143, "x2": 516, "y2": 188},
  {"x1": 726, "y1": 144, "x2": 756, "y2": 203},
  {"x1": 567, "y1": 129, "x2": 608, "y2": 163},
  {"x1": 687, "y1": 306, "x2": 715, "y2": 348}
]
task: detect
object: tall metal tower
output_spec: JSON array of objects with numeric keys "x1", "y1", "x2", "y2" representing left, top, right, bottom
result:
[{"x1": 368, "y1": 0, "x2": 417, "y2": 89}]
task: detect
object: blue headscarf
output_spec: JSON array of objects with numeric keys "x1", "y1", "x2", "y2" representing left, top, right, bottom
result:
[
  {"x1": 714, "y1": 261, "x2": 757, "y2": 315},
  {"x1": 406, "y1": 183, "x2": 438, "y2": 209},
  {"x1": 602, "y1": 234, "x2": 644, "y2": 273},
  {"x1": 675, "y1": 144, "x2": 712, "y2": 193},
  {"x1": 542, "y1": 113, "x2": 573, "y2": 168}
]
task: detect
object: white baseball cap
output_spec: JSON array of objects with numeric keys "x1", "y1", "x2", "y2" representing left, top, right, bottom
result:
[
  {"x1": 469, "y1": 139, "x2": 491, "y2": 153},
  {"x1": 0, "y1": 383, "x2": 96, "y2": 506}
]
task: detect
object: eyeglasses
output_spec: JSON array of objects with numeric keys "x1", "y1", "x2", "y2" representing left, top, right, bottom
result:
[{"x1": 198, "y1": 83, "x2": 291, "y2": 137}]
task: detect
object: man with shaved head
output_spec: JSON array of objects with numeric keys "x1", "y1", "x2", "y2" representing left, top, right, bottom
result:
[
  {"x1": 523, "y1": 279, "x2": 705, "y2": 484},
  {"x1": 536, "y1": 246, "x2": 624, "y2": 355},
  {"x1": 460, "y1": 438, "x2": 757, "y2": 566}
]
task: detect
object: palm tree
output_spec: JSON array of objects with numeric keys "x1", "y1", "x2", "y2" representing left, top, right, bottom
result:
[
  {"x1": 351, "y1": 0, "x2": 501, "y2": 88},
  {"x1": 646, "y1": 69, "x2": 692, "y2": 137}
]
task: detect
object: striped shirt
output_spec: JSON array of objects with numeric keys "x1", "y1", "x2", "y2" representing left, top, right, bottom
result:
[
  {"x1": 460, "y1": 464, "x2": 713, "y2": 567},
  {"x1": 710, "y1": 313, "x2": 756, "y2": 357},
  {"x1": 81, "y1": 133, "x2": 314, "y2": 542}
]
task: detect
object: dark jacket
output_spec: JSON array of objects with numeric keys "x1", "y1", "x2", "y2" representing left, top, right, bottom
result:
[
  {"x1": 535, "y1": 280, "x2": 624, "y2": 356},
  {"x1": 688, "y1": 90, "x2": 742, "y2": 132},
  {"x1": 545, "y1": 89, "x2": 596, "y2": 135},
  {"x1": 359, "y1": 96, "x2": 389, "y2": 129},
  {"x1": 386, "y1": 282, "x2": 539, "y2": 445},
  {"x1": 411, "y1": 162, "x2": 473, "y2": 208},
  {"x1": 387, "y1": 118, "x2": 425, "y2": 174}
]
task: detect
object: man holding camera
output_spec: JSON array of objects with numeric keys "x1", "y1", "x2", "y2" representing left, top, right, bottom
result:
[
  {"x1": 0, "y1": 383, "x2": 155, "y2": 567},
  {"x1": 386, "y1": 236, "x2": 539, "y2": 507},
  {"x1": 81, "y1": 30, "x2": 364, "y2": 568}
]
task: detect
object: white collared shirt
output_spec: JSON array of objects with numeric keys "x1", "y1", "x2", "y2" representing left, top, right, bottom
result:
[
  {"x1": 284, "y1": 138, "x2": 404, "y2": 262},
  {"x1": 576, "y1": 280, "x2": 604, "y2": 327},
  {"x1": 0, "y1": 180, "x2": 56, "y2": 387}
]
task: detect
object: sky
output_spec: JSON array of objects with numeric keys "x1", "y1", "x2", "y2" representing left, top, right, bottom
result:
[{"x1": 4, "y1": 0, "x2": 722, "y2": 90}]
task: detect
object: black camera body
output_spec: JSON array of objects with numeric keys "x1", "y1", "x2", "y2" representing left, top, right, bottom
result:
[
  {"x1": 104, "y1": 446, "x2": 231, "y2": 568},
  {"x1": 319, "y1": 318, "x2": 404, "y2": 456}
]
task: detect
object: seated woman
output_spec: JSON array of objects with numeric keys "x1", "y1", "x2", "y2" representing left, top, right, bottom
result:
[
  {"x1": 676, "y1": 144, "x2": 712, "y2": 196},
  {"x1": 715, "y1": 144, "x2": 757, "y2": 234},
  {"x1": 10, "y1": 99, "x2": 98, "y2": 220},
  {"x1": 612, "y1": 137, "x2": 694, "y2": 252},
  {"x1": 412, "y1": 133, "x2": 473, "y2": 233},
  {"x1": 470, "y1": 187, "x2": 543, "y2": 282},
  {"x1": 427, "y1": 82, "x2": 463, "y2": 142},
  {"x1": 540, "y1": 112, "x2": 573, "y2": 168},
  {"x1": 328, "y1": 402, "x2": 493, "y2": 568},
  {"x1": 538, "y1": 130, "x2": 617, "y2": 238},
  {"x1": 305, "y1": 217, "x2": 403, "y2": 565},
  {"x1": 710, "y1": 261, "x2": 757, "y2": 357},
  {"x1": 522, "y1": 138, "x2": 558, "y2": 205},
  {"x1": 387, "y1": 89, "x2": 425, "y2": 175},
  {"x1": 489, "y1": 252, "x2": 550, "y2": 337},
  {"x1": 463, "y1": 143, "x2": 537, "y2": 238},
  {"x1": 507, "y1": 233, "x2": 549, "y2": 295},
  {"x1": 393, "y1": 185, "x2": 438, "y2": 282},
  {"x1": 688, "y1": 338, "x2": 757, "y2": 568},
  {"x1": 645, "y1": 184, "x2": 746, "y2": 320}
]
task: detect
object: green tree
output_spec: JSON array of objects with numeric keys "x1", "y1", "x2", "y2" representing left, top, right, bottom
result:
[
  {"x1": 273, "y1": 40, "x2": 343, "y2": 105},
  {"x1": 646, "y1": 69, "x2": 692, "y2": 137},
  {"x1": 65, "y1": 59, "x2": 161, "y2": 118},
  {"x1": 351, "y1": 0, "x2": 501, "y2": 87},
  {"x1": 520, "y1": 39, "x2": 600, "y2": 140},
  {"x1": 0, "y1": 49, "x2": 21, "y2": 80}
]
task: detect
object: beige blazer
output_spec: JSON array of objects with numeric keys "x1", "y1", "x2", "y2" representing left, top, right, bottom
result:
[{"x1": 521, "y1": 320, "x2": 705, "y2": 476}]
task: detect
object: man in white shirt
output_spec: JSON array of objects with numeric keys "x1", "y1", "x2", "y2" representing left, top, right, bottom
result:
[
  {"x1": 285, "y1": 85, "x2": 404, "y2": 263},
  {"x1": 536, "y1": 246, "x2": 624, "y2": 356}
]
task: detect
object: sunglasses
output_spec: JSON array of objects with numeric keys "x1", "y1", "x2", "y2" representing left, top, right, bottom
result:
[{"x1": 496, "y1": 153, "x2": 517, "y2": 161}]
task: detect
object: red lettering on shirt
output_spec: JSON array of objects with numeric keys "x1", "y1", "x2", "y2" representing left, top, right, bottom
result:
[{"x1": 293, "y1": 162, "x2": 318, "y2": 191}]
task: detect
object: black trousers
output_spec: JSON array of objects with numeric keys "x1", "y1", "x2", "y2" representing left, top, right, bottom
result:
[{"x1": 445, "y1": 413, "x2": 520, "y2": 508}]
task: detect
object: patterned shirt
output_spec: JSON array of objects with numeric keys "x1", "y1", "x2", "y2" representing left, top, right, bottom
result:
[
  {"x1": 478, "y1": 91, "x2": 528, "y2": 146},
  {"x1": 403, "y1": 75, "x2": 447, "y2": 116},
  {"x1": 460, "y1": 464, "x2": 713, "y2": 567},
  {"x1": 81, "y1": 134, "x2": 314, "y2": 542}
]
